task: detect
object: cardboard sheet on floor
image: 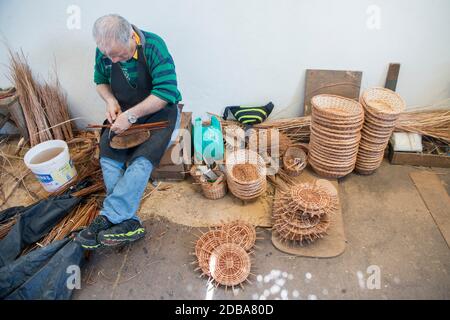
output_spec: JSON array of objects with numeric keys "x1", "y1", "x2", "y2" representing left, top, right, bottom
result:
[
  {"x1": 271, "y1": 169, "x2": 347, "y2": 258},
  {"x1": 138, "y1": 180, "x2": 273, "y2": 227},
  {"x1": 410, "y1": 171, "x2": 450, "y2": 248}
]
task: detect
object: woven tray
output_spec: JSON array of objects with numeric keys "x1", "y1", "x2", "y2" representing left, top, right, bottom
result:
[
  {"x1": 209, "y1": 243, "x2": 251, "y2": 287},
  {"x1": 363, "y1": 112, "x2": 399, "y2": 128},
  {"x1": 311, "y1": 123, "x2": 362, "y2": 140},
  {"x1": 361, "y1": 87, "x2": 405, "y2": 117},
  {"x1": 310, "y1": 137, "x2": 361, "y2": 152},
  {"x1": 309, "y1": 156, "x2": 356, "y2": 172},
  {"x1": 311, "y1": 94, "x2": 364, "y2": 119},
  {"x1": 222, "y1": 221, "x2": 256, "y2": 251},
  {"x1": 310, "y1": 146, "x2": 359, "y2": 161},
  {"x1": 309, "y1": 161, "x2": 355, "y2": 178},
  {"x1": 312, "y1": 114, "x2": 365, "y2": 131},
  {"x1": 309, "y1": 152, "x2": 357, "y2": 170}
]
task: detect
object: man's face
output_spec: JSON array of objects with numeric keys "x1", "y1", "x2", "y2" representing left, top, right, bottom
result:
[{"x1": 101, "y1": 38, "x2": 135, "y2": 63}]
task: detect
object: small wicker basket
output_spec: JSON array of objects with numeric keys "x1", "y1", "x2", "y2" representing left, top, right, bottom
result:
[
  {"x1": 282, "y1": 146, "x2": 307, "y2": 176},
  {"x1": 200, "y1": 170, "x2": 228, "y2": 200},
  {"x1": 225, "y1": 149, "x2": 267, "y2": 201}
]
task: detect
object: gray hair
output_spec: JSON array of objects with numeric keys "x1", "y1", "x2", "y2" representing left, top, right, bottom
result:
[{"x1": 92, "y1": 14, "x2": 132, "y2": 50}]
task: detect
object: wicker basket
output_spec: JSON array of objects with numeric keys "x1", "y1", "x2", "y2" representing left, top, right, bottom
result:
[
  {"x1": 283, "y1": 146, "x2": 307, "y2": 176},
  {"x1": 311, "y1": 94, "x2": 364, "y2": 119},
  {"x1": 354, "y1": 88, "x2": 406, "y2": 175},
  {"x1": 361, "y1": 87, "x2": 405, "y2": 117},
  {"x1": 200, "y1": 170, "x2": 228, "y2": 200},
  {"x1": 190, "y1": 165, "x2": 203, "y2": 183},
  {"x1": 225, "y1": 149, "x2": 267, "y2": 200}
]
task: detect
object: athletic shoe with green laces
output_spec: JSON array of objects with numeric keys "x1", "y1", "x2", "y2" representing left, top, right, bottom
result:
[
  {"x1": 98, "y1": 219, "x2": 146, "y2": 246},
  {"x1": 75, "y1": 215, "x2": 113, "y2": 250}
]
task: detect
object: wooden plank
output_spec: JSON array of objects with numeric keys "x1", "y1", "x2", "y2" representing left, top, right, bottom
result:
[
  {"x1": 389, "y1": 145, "x2": 450, "y2": 168},
  {"x1": 303, "y1": 69, "x2": 362, "y2": 116},
  {"x1": 385, "y1": 63, "x2": 401, "y2": 91},
  {"x1": 152, "y1": 111, "x2": 192, "y2": 180},
  {"x1": 158, "y1": 112, "x2": 192, "y2": 166},
  {"x1": 151, "y1": 164, "x2": 186, "y2": 181},
  {"x1": 410, "y1": 171, "x2": 450, "y2": 248}
]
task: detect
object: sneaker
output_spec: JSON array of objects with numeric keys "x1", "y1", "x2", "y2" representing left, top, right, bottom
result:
[
  {"x1": 98, "y1": 219, "x2": 146, "y2": 246},
  {"x1": 75, "y1": 215, "x2": 113, "y2": 250}
]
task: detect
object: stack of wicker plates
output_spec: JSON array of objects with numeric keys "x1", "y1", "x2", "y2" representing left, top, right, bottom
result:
[
  {"x1": 272, "y1": 181, "x2": 338, "y2": 244},
  {"x1": 193, "y1": 221, "x2": 256, "y2": 287},
  {"x1": 225, "y1": 149, "x2": 267, "y2": 200},
  {"x1": 309, "y1": 95, "x2": 364, "y2": 178},
  {"x1": 356, "y1": 87, "x2": 405, "y2": 174}
]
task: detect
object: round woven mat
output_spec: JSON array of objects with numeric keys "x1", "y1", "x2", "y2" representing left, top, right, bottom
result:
[{"x1": 209, "y1": 243, "x2": 251, "y2": 287}]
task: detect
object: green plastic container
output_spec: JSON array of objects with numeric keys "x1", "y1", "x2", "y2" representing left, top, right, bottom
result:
[{"x1": 193, "y1": 115, "x2": 224, "y2": 163}]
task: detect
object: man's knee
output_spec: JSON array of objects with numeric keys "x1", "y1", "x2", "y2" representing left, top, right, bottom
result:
[
  {"x1": 128, "y1": 156, "x2": 153, "y2": 172},
  {"x1": 100, "y1": 156, "x2": 126, "y2": 170}
]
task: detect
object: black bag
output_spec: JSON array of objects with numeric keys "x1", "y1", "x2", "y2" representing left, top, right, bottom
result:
[
  {"x1": 0, "y1": 194, "x2": 81, "y2": 267},
  {"x1": 222, "y1": 102, "x2": 274, "y2": 125},
  {"x1": 0, "y1": 237, "x2": 84, "y2": 300},
  {"x1": 0, "y1": 180, "x2": 90, "y2": 300}
]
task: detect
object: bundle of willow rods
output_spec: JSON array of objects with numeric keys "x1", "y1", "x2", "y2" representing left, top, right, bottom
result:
[
  {"x1": 39, "y1": 198, "x2": 99, "y2": 246},
  {"x1": 395, "y1": 109, "x2": 450, "y2": 143},
  {"x1": 8, "y1": 49, "x2": 74, "y2": 146},
  {"x1": 0, "y1": 218, "x2": 16, "y2": 240},
  {"x1": 253, "y1": 116, "x2": 311, "y2": 143}
]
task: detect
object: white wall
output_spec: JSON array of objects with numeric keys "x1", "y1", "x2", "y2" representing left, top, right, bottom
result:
[{"x1": 1, "y1": 0, "x2": 449, "y2": 130}]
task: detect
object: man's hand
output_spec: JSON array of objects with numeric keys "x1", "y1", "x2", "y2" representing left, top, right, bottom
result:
[
  {"x1": 110, "y1": 112, "x2": 131, "y2": 134},
  {"x1": 106, "y1": 99, "x2": 122, "y2": 124}
]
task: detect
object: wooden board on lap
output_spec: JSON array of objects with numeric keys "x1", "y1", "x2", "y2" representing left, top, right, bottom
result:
[{"x1": 303, "y1": 69, "x2": 362, "y2": 116}]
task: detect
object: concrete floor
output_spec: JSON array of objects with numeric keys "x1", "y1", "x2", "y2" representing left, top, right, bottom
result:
[{"x1": 73, "y1": 161, "x2": 450, "y2": 300}]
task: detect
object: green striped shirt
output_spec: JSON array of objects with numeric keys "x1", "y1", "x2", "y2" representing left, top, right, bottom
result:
[{"x1": 94, "y1": 30, "x2": 182, "y2": 104}]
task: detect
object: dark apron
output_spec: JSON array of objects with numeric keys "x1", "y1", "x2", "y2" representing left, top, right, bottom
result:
[{"x1": 99, "y1": 43, "x2": 177, "y2": 167}]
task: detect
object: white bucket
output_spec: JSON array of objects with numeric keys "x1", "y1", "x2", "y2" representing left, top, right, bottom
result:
[{"x1": 24, "y1": 140, "x2": 77, "y2": 193}]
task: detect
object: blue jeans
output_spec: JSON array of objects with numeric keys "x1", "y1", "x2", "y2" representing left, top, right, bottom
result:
[
  {"x1": 99, "y1": 108, "x2": 181, "y2": 224},
  {"x1": 99, "y1": 156, "x2": 152, "y2": 224}
]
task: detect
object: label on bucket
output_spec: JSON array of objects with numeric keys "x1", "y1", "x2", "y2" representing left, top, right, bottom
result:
[
  {"x1": 36, "y1": 173, "x2": 54, "y2": 184},
  {"x1": 35, "y1": 160, "x2": 77, "y2": 192}
]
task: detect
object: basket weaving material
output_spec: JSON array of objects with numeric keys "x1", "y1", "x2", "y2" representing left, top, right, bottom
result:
[
  {"x1": 247, "y1": 128, "x2": 293, "y2": 156},
  {"x1": 200, "y1": 170, "x2": 227, "y2": 200},
  {"x1": 355, "y1": 88, "x2": 405, "y2": 174},
  {"x1": 225, "y1": 149, "x2": 267, "y2": 200},
  {"x1": 209, "y1": 243, "x2": 251, "y2": 287},
  {"x1": 283, "y1": 146, "x2": 307, "y2": 176}
]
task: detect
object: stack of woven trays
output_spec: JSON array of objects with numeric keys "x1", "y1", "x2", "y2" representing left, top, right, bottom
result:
[
  {"x1": 272, "y1": 180, "x2": 338, "y2": 245},
  {"x1": 225, "y1": 149, "x2": 267, "y2": 200},
  {"x1": 356, "y1": 87, "x2": 405, "y2": 174},
  {"x1": 309, "y1": 94, "x2": 364, "y2": 178}
]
